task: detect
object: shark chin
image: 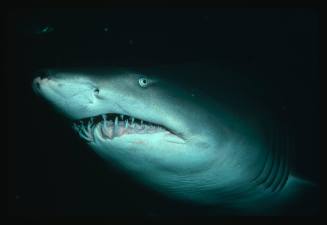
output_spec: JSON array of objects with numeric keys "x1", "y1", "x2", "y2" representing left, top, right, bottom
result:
[{"x1": 32, "y1": 66, "x2": 318, "y2": 215}]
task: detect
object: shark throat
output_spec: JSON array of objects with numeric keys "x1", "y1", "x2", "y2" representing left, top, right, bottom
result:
[{"x1": 72, "y1": 113, "x2": 168, "y2": 142}]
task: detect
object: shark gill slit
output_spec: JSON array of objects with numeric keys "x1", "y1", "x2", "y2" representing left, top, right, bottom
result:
[
  {"x1": 253, "y1": 127, "x2": 276, "y2": 187},
  {"x1": 275, "y1": 133, "x2": 290, "y2": 192},
  {"x1": 270, "y1": 132, "x2": 287, "y2": 192},
  {"x1": 264, "y1": 127, "x2": 282, "y2": 190},
  {"x1": 252, "y1": 126, "x2": 289, "y2": 192}
]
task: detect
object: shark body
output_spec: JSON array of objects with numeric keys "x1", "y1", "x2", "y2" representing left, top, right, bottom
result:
[{"x1": 32, "y1": 65, "x2": 318, "y2": 215}]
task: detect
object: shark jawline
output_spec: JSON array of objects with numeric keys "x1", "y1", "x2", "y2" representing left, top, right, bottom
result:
[{"x1": 72, "y1": 112, "x2": 184, "y2": 142}]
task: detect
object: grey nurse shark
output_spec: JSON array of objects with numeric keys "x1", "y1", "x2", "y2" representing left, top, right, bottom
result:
[{"x1": 32, "y1": 64, "x2": 318, "y2": 215}]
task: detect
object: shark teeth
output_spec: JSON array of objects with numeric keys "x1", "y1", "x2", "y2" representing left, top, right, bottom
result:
[
  {"x1": 72, "y1": 121, "x2": 94, "y2": 142},
  {"x1": 114, "y1": 116, "x2": 118, "y2": 127},
  {"x1": 72, "y1": 113, "x2": 167, "y2": 142}
]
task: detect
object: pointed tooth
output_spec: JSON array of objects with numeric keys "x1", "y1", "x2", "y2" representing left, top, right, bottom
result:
[
  {"x1": 88, "y1": 117, "x2": 93, "y2": 125},
  {"x1": 131, "y1": 117, "x2": 134, "y2": 124},
  {"x1": 88, "y1": 128, "x2": 94, "y2": 141},
  {"x1": 115, "y1": 116, "x2": 118, "y2": 127},
  {"x1": 87, "y1": 120, "x2": 92, "y2": 130},
  {"x1": 102, "y1": 114, "x2": 107, "y2": 121},
  {"x1": 125, "y1": 120, "x2": 129, "y2": 128},
  {"x1": 79, "y1": 131, "x2": 91, "y2": 141},
  {"x1": 80, "y1": 125, "x2": 92, "y2": 141},
  {"x1": 72, "y1": 123, "x2": 80, "y2": 132},
  {"x1": 120, "y1": 114, "x2": 124, "y2": 120},
  {"x1": 113, "y1": 120, "x2": 119, "y2": 137},
  {"x1": 100, "y1": 122, "x2": 106, "y2": 138},
  {"x1": 101, "y1": 121, "x2": 111, "y2": 139},
  {"x1": 87, "y1": 120, "x2": 94, "y2": 140},
  {"x1": 81, "y1": 124, "x2": 91, "y2": 138}
]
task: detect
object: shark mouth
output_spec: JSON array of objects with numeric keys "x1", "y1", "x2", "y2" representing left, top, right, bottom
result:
[{"x1": 72, "y1": 113, "x2": 171, "y2": 142}]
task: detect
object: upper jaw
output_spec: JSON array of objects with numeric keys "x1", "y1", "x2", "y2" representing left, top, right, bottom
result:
[{"x1": 32, "y1": 75, "x2": 186, "y2": 141}]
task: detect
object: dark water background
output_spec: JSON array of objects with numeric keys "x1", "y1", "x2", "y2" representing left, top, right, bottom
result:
[{"x1": 7, "y1": 8, "x2": 320, "y2": 216}]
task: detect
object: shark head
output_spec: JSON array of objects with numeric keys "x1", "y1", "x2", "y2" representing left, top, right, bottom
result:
[
  {"x1": 32, "y1": 67, "x2": 226, "y2": 199},
  {"x1": 33, "y1": 66, "x2": 294, "y2": 209},
  {"x1": 32, "y1": 67, "x2": 317, "y2": 214}
]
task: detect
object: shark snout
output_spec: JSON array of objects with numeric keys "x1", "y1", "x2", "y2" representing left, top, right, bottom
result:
[
  {"x1": 32, "y1": 68, "x2": 53, "y2": 89},
  {"x1": 32, "y1": 73, "x2": 100, "y2": 120},
  {"x1": 32, "y1": 76, "x2": 57, "y2": 95}
]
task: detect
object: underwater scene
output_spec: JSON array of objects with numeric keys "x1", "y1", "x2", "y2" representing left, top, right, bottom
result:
[{"x1": 8, "y1": 8, "x2": 320, "y2": 217}]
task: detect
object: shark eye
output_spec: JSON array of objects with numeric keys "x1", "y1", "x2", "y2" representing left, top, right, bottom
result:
[
  {"x1": 138, "y1": 78, "x2": 148, "y2": 88},
  {"x1": 94, "y1": 88, "x2": 100, "y2": 95}
]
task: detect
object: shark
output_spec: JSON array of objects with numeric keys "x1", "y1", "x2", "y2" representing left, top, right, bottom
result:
[{"x1": 32, "y1": 65, "x2": 319, "y2": 215}]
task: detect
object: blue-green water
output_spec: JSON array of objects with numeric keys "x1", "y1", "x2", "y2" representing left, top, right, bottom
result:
[{"x1": 7, "y1": 8, "x2": 320, "y2": 217}]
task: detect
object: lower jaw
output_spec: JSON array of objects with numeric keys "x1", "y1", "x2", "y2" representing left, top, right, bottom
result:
[
  {"x1": 73, "y1": 120, "x2": 168, "y2": 142},
  {"x1": 91, "y1": 124, "x2": 186, "y2": 146}
]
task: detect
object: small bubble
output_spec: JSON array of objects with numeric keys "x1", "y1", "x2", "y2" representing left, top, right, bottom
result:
[
  {"x1": 15, "y1": 195, "x2": 20, "y2": 200},
  {"x1": 104, "y1": 27, "x2": 109, "y2": 32},
  {"x1": 129, "y1": 39, "x2": 134, "y2": 45}
]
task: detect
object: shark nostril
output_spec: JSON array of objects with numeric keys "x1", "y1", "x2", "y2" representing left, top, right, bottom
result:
[
  {"x1": 32, "y1": 78, "x2": 42, "y2": 93},
  {"x1": 34, "y1": 69, "x2": 50, "y2": 80},
  {"x1": 35, "y1": 81, "x2": 40, "y2": 89},
  {"x1": 39, "y1": 71, "x2": 49, "y2": 79}
]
